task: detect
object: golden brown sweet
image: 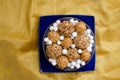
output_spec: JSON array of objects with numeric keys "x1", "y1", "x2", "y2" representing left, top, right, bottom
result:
[
  {"x1": 48, "y1": 31, "x2": 60, "y2": 43},
  {"x1": 75, "y1": 21, "x2": 86, "y2": 34},
  {"x1": 46, "y1": 44, "x2": 62, "y2": 59},
  {"x1": 74, "y1": 34, "x2": 90, "y2": 49},
  {"x1": 56, "y1": 56, "x2": 69, "y2": 69},
  {"x1": 61, "y1": 38, "x2": 73, "y2": 49},
  {"x1": 66, "y1": 48, "x2": 80, "y2": 62},
  {"x1": 81, "y1": 50, "x2": 91, "y2": 62},
  {"x1": 58, "y1": 21, "x2": 74, "y2": 37}
]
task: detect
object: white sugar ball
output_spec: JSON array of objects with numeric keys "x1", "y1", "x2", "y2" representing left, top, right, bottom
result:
[
  {"x1": 72, "y1": 32, "x2": 77, "y2": 37},
  {"x1": 56, "y1": 20, "x2": 61, "y2": 24},
  {"x1": 89, "y1": 35, "x2": 94, "y2": 40},
  {"x1": 76, "y1": 59, "x2": 81, "y2": 64},
  {"x1": 57, "y1": 40, "x2": 61, "y2": 45},
  {"x1": 47, "y1": 40, "x2": 52, "y2": 45},
  {"x1": 86, "y1": 29, "x2": 91, "y2": 34},
  {"x1": 59, "y1": 36, "x2": 64, "y2": 40},
  {"x1": 78, "y1": 49, "x2": 82, "y2": 54},
  {"x1": 74, "y1": 20, "x2": 78, "y2": 24},
  {"x1": 75, "y1": 64, "x2": 80, "y2": 69},
  {"x1": 71, "y1": 36, "x2": 74, "y2": 39},
  {"x1": 44, "y1": 37, "x2": 49, "y2": 42},
  {"x1": 53, "y1": 23, "x2": 57, "y2": 27},
  {"x1": 90, "y1": 39, "x2": 94, "y2": 44},
  {"x1": 67, "y1": 63, "x2": 71, "y2": 67},
  {"x1": 70, "y1": 18, "x2": 74, "y2": 23},
  {"x1": 81, "y1": 61, "x2": 85, "y2": 66},
  {"x1": 62, "y1": 49, "x2": 67, "y2": 55},
  {"x1": 87, "y1": 47, "x2": 92, "y2": 52},
  {"x1": 87, "y1": 33, "x2": 91, "y2": 37},
  {"x1": 51, "y1": 60, "x2": 57, "y2": 66},
  {"x1": 49, "y1": 26, "x2": 54, "y2": 31},
  {"x1": 48, "y1": 58, "x2": 54, "y2": 62},
  {"x1": 70, "y1": 65, "x2": 74, "y2": 69},
  {"x1": 53, "y1": 26, "x2": 58, "y2": 31},
  {"x1": 89, "y1": 44, "x2": 93, "y2": 48},
  {"x1": 71, "y1": 44, "x2": 75, "y2": 48},
  {"x1": 71, "y1": 61, "x2": 76, "y2": 66}
]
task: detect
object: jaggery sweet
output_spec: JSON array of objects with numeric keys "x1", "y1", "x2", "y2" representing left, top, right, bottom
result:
[
  {"x1": 80, "y1": 50, "x2": 91, "y2": 62},
  {"x1": 66, "y1": 48, "x2": 80, "y2": 62},
  {"x1": 48, "y1": 31, "x2": 60, "y2": 43},
  {"x1": 46, "y1": 44, "x2": 62, "y2": 58},
  {"x1": 75, "y1": 21, "x2": 86, "y2": 34},
  {"x1": 58, "y1": 21, "x2": 74, "y2": 37},
  {"x1": 74, "y1": 34, "x2": 90, "y2": 49},
  {"x1": 57, "y1": 56, "x2": 69, "y2": 69},
  {"x1": 61, "y1": 38, "x2": 73, "y2": 49}
]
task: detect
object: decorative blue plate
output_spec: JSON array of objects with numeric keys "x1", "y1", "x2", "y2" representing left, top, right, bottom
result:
[{"x1": 38, "y1": 15, "x2": 96, "y2": 72}]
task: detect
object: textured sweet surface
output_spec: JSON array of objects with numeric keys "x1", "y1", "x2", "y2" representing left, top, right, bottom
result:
[
  {"x1": 58, "y1": 21, "x2": 74, "y2": 37},
  {"x1": 61, "y1": 38, "x2": 73, "y2": 49},
  {"x1": 56, "y1": 56, "x2": 69, "y2": 69},
  {"x1": 74, "y1": 34, "x2": 90, "y2": 49},
  {"x1": 67, "y1": 48, "x2": 80, "y2": 62},
  {"x1": 48, "y1": 31, "x2": 60, "y2": 42},
  {"x1": 46, "y1": 44, "x2": 62, "y2": 58}
]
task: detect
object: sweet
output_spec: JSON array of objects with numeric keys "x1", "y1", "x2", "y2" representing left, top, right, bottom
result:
[
  {"x1": 46, "y1": 44, "x2": 62, "y2": 58},
  {"x1": 56, "y1": 56, "x2": 69, "y2": 69},
  {"x1": 62, "y1": 49, "x2": 68, "y2": 55},
  {"x1": 66, "y1": 48, "x2": 80, "y2": 62},
  {"x1": 81, "y1": 50, "x2": 91, "y2": 62},
  {"x1": 74, "y1": 34, "x2": 90, "y2": 49},
  {"x1": 61, "y1": 38, "x2": 73, "y2": 49},
  {"x1": 48, "y1": 31, "x2": 60, "y2": 43},
  {"x1": 75, "y1": 21, "x2": 86, "y2": 34},
  {"x1": 58, "y1": 21, "x2": 74, "y2": 37}
]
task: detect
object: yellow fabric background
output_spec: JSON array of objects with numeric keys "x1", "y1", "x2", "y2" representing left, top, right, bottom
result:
[{"x1": 0, "y1": 0, "x2": 120, "y2": 80}]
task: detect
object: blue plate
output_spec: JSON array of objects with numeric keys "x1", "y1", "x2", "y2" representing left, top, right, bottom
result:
[{"x1": 38, "y1": 15, "x2": 96, "y2": 72}]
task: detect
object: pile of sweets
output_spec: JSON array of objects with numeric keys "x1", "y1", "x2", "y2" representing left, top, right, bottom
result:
[{"x1": 44, "y1": 18, "x2": 94, "y2": 70}]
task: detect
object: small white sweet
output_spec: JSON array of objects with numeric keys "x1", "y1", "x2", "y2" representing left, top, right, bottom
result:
[
  {"x1": 56, "y1": 20, "x2": 61, "y2": 24},
  {"x1": 53, "y1": 26, "x2": 58, "y2": 31},
  {"x1": 87, "y1": 33, "x2": 91, "y2": 37},
  {"x1": 67, "y1": 63, "x2": 71, "y2": 67},
  {"x1": 89, "y1": 35, "x2": 94, "y2": 40},
  {"x1": 81, "y1": 61, "x2": 85, "y2": 66},
  {"x1": 74, "y1": 20, "x2": 78, "y2": 24},
  {"x1": 71, "y1": 61, "x2": 76, "y2": 66},
  {"x1": 48, "y1": 58, "x2": 54, "y2": 62},
  {"x1": 57, "y1": 40, "x2": 61, "y2": 45},
  {"x1": 70, "y1": 65, "x2": 74, "y2": 69},
  {"x1": 70, "y1": 18, "x2": 74, "y2": 23},
  {"x1": 86, "y1": 29, "x2": 91, "y2": 34},
  {"x1": 78, "y1": 49, "x2": 82, "y2": 54},
  {"x1": 53, "y1": 23, "x2": 58, "y2": 27},
  {"x1": 90, "y1": 39, "x2": 94, "y2": 44},
  {"x1": 86, "y1": 47, "x2": 92, "y2": 52},
  {"x1": 47, "y1": 40, "x2": 52, "y2": 45},
  {"x1": 71, "y1": 36, "x2": 74, "y2": 39},
  {"x1": 88, "y1": 44, "x2": 93, "y2": 48},
  {"x1": 76, "y1": 59, "x2": 81, "y2": 64},
  {"x1": 62, "y1": 49, "x2": 67, "y2": 55},
  {"x1": 59, "y1": 36, "x2": 64, "y2": 40},
  {"x1": 71, "y1": 44, "x2": 75, "y2": 48},
  {"x1": 44, "y1": 37, "x2": 49, "y2": 42},
  {"x1": 75, "y1": 64, "x2": 80, "y2": 69},
  {"x1": 49, "y1": 26, "x2": 54, "y2": 31},
  {"x1": 51, "y1": 60, "x2": 57, "y2": 66},
  {"x1": 72, "y1": 32, "x2": 77, "y2": 37}
]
